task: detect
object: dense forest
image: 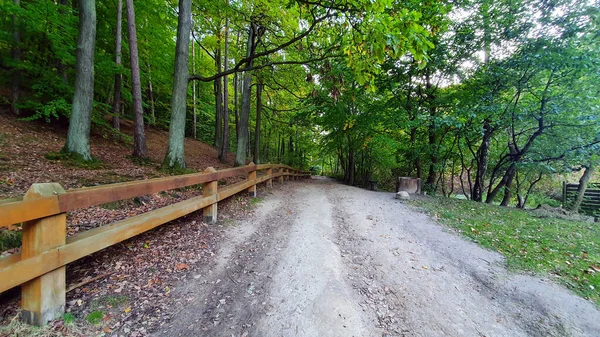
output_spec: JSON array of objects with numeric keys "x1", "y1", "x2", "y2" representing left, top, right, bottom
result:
[{"x1": 1, "y1": 0, "x2": 599, "y2": 209}]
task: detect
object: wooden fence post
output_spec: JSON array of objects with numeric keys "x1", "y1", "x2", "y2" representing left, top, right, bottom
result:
[
  {"x1": 203, "y1": 167, "x2": 218, "y2": 224},
  {"x1": 279, "y1": 167, "x2": 284, "y2": 184},
  {"x1": 266, "y1": 168, "x2": 273, "y2": 188},
  {"x1": 21, "y1": 183, "x2": 66, "y2": 326},
  {"x1": 247, "y1": 162, "x2": 257, "y2": 197}
]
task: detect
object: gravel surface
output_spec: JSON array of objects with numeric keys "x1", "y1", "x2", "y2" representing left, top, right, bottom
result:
[{"x1": 155, "y1": 176, "x2": 600, "y2": 337}]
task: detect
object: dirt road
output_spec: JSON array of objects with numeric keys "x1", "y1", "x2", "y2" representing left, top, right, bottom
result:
[{"x1": 155, "y1": 177, "x2": 600, "y2": 337}]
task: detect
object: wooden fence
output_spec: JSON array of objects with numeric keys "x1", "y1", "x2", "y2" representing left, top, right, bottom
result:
[
  {"x1": 0, "y1": 163, "x2": 309, "y2": 325},
  {"x1": 562, "y1": 182, "x2": 600, "y2": 215}
]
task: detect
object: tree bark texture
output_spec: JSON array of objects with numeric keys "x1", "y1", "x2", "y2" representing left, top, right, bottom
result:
[
  {"x1": 214, "y1": 47, "x2": 223, "y2": 148},
  {"x1": 570, "y1": 166, "x2": 597, "y2": 212},
  {"x1": 218, "y1": 14, "x2": 230, "y2": 162},
  {"x1": 235, "y1": 23, "x2": 258, "y2": 166},
  {"x1": 163, "y1": 0, "x2": 191, "y2": 168},
  {"x1": 112, "y1": 0, "x2": 123, "y2": 131},
  {"x1": 64, "y1": 0, "x2": 96, "y2": 161},
  {"x1": 472, "y1": 120, "x2": 492, "y2": 202},
  {"x1": 11, "y1": 0, "x2": 21, "y2": 116},
  {"x1": 125, "y1": 0, "x2": 147, "y2": 158},
  {"x1": 253, "y1": 83, "x2": 263, "y2": 164}
]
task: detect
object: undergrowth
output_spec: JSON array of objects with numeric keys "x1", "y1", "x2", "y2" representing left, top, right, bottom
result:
[
  {"x1": 0, "y1": 229, "x2": 22, "y2": 251},
  {"x1": 411, "y1": 196, "x2": 600, "y2": 305}
]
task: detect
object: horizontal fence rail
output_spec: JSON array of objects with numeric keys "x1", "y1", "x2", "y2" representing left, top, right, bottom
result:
[
  {"x1": 0, "y1": 163, "x2": 310, "y2": 325},
  {"x1": 563, "y1": 182, "x2": 600, "y2": 215}
]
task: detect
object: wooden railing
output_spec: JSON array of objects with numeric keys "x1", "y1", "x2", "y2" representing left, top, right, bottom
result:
[{"x1": 0, "y1": 163, "x2": 309, "y2": 325}]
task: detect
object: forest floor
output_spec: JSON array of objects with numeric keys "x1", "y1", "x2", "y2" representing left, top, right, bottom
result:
[{"x1": 0, "y1": 114, "x2": 252, "y2": 337}]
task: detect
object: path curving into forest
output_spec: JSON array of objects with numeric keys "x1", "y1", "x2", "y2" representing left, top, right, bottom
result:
[{"x1": 155, "y1": 177, "x2": 600, "y2": 337}]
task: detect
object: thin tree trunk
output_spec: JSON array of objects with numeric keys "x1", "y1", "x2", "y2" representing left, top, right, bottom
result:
[
  {"x1": 57, "y1": 0, "x2": 70, "y2": 83},
  {"x1": 486, "y1": 161, "x2": 516, "y2": 204},
  {"x1": 147, "y1": 63, "x2": 155, "y2": 125},
  {"x1": 570, "y1": 166, "x2": 597, "y2": 212},
  {"x1": 234, "y1": 71, "x2": 239, "y2": 145},
  {"x1": 64, "y1": 0, "x2": 96, "y2": 161},
  {"x1": 472, "y1": 120, "x2": 492, "y2": 201},
  {"x1": 192, "y1": 41, "x2": 197, "y2": 139},
  {"x1": 235, "y1": 23, "x2": 257, "y2": 166},
  {"x1": 11, "y1": 0, "x2": 21, "y2": 116},
  {"x1": 163, "y1": 0, "x2": 191, "y2": 168},
  {"x1": 500, "y1": 165, "x2": 517, "y2": 206},
  {"x1": 112, "y1": 0, "x2": 123, "y2": 131},
  {"x1": 214, "y1": 47, "x2": 223, "y2": 148},
  {"x1": 125, "y1": 0, "x2": 147, "y2": 158},
  {"x1": 253, "y1": 83, "x2": 263, "y2": 164},
  {"x1": 219, "y1": 13, "x2": 230, "y2": 162}
]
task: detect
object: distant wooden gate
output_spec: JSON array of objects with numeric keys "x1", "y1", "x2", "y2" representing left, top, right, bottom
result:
[{"x1": 562, "y1": 182, "x2": 600, "y2": 215}]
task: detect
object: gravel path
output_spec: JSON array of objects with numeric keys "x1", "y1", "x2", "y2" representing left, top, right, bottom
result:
[{"x1": 155, "y1": 177, "x2": 600, "y2": 337}]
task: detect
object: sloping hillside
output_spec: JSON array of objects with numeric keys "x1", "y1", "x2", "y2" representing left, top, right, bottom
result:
[{"x1": 0, "y1": 114, "x2": 236, "y2": 197}]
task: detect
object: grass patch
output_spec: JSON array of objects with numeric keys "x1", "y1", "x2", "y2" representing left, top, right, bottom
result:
[
  {"x1": 90, "y1": 295, "x2": 129, "y2": 310},
  {"x1": 410, "y1": 196, "x2": 600, "y2": 305},
  {"x1": 45, "y1": 151, "x2": 107, "y2": 170},
  {"x1": 0, "y1": 315, "x2": 84, "y2": 337},
  {"x1": 85, "y1": 311, "x2": 103, "y2": 325},
  {"x1": 63, "y1": 312, "x2": 75, "y2": 325},
  {"x1": 250, "y1": 197, "x2": 263, "y2": 205},
  {"x1": 0, "y1": 229, "x2": 22, "y2": 251}
]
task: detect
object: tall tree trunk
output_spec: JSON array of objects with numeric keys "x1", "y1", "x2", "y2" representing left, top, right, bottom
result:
[
  {"x1": 214, "y1": 47, "x2": 223, "y2": 148},
  {"x1": 472, "y1": 120, "x2": 492, "y2": 201},
  {"x1": 147, "y1": 63, "x2": 155, "y2": 125},
  {"x1": 57, "y1": 0, "x2": 70, "y2": 83},
  {"x1": 235, "y1": 23, "x2": 257, "y2": 166},
  {"x1": 347, "y1": 137, "x2": 355, "y2": 185},
  {"x1": 426, "y1": 129, "x2": 437, "y2": 187},
  {"x1": 234, "y1": 71, "x2": 239, "y2": 146},
  {"x1": 425, "y1": 72, "x2": 438, "y2": 190},
  {"x1": 570, "y1": 166, "x2": 597, "y2": 212},
  {"x1": 112, "y1": 0, "x2": 123, "y2": 131},
  {"x1": 486, "y1": 161, "x2": 516, "y2": 204},
  {"x1": 163, "y1": 0, "x2": 191, "y2": 168},
  {"x1": 219, "y1": 13, "x2": 230, "y2": 162},
  {"x1": 192, "y1": 41, "x2": 197, "y2": 139},
  {"x1": 11, "y1": 0, "x2": 21, "y2": 116},
  {"x1": 499, "y1": 166, "x2": 517, "y2": 206},
  {"x1": 64, "y1": 0, "x2": 96, "y2": 161},
  {"x1": 125, "y1": 0, "x2": 147, "y2": 158},
  {"x1": 253, "y1": 83, "x2": 263, "y2": 164}
]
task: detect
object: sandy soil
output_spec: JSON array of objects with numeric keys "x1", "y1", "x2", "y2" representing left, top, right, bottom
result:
[{"x1": 155, "y1": 177, "x2": 600, "y2": 337}]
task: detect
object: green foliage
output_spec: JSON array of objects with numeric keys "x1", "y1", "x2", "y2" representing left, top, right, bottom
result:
[
  {"x1": 85, "y1": 311, "x2": 104, "y2": 325},
  {"x1": 0, "y1": 229, "x2": 22, "y2": 252},
  {"x1": 63, "y1": 312, "x2": 76, "y2": 325},
  {"x1": 412, "y1": 196, "x2": 600, "y2": 305}
]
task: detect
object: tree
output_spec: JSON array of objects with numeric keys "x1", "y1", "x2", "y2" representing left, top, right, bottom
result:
[
  {"x1": 218, "y1": 10, "x2": 230, "y2": 162},
  {"x1": 125, "y1": 0, "x2": 147, "y2": 158},
  {"x1": 253, "y1": 82, "x2": 263, "y2": 164},
  {"x1": 112, "y1": 0, "x2": 123, "y2": 131},
  {"x1": 10, "y1": 0, "x2": 21, "y2": 116},
  {"x1": 570, "y1": 166, "x2": 598, "y2": 212},
  {"x1": 64, "y1": 0, "x2": 96, "y2": 161},
  {"x1": 163, "y1": 0, "x2": 192, "y2": 168}
]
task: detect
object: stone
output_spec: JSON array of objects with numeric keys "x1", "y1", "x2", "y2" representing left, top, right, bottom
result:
[{"x1": 396, "y1": 191, "x2": 410, "y2": 200}]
